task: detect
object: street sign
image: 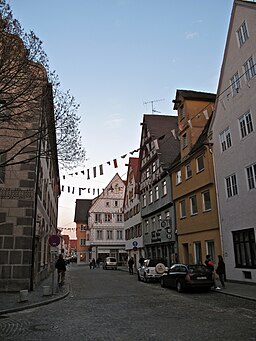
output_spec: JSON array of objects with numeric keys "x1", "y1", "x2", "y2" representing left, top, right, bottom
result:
[
  {"x1": 50, "y1": 246, "x2": 59, "y2": 254},
  {"x1": 49, "y1": 235, "x2": 60, "y2": 247},
  {"x1": 132, "y1": 241, "x2": 138, "y2": 247}
]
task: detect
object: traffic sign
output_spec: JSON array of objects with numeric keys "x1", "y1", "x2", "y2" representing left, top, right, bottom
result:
[
  {"x1": 132, "y1": 241, "x2": 138, "y2": 247},
  {"x1": 49, "y1": 235, "x2": 60, "y2": 247}
]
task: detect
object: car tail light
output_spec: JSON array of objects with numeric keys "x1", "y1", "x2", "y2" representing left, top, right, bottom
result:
[{"x1": 185, "y1": 274, "x2": 191, "y2": 281}]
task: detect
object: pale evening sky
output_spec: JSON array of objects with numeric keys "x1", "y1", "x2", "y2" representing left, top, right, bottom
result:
[{"x1": 9, "y1": 0, "x2": 233, "y2": 237}]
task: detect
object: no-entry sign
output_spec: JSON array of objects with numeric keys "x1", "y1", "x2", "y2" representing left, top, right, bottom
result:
[{"x1": 48, "y1": 235, "x2": 60, "y2": 247}]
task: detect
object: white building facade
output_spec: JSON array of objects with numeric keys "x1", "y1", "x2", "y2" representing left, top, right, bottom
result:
[{"x1": 211, "y1": 0, "x2": 256, "y2": 283}]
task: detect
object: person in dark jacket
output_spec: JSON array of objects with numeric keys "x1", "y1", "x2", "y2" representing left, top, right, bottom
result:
[
  {"x1": 55, "y1": 254, "x2": 66, "y2": 286},
  {"x1": 128, "y1": 257, "x2": 135, "y2": 275},
  {"x1": 216, "y1": 255, "x2": 226, "y2": 288}
]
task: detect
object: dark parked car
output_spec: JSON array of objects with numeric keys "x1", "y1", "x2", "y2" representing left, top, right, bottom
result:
[{"x1": 160, "y1": 264, "x2": 213, "y2": 292}]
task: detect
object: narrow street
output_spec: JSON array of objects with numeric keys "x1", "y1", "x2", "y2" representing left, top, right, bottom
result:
[{"x1": 0, "y1": 265, "x2": 256, "y2": 341}]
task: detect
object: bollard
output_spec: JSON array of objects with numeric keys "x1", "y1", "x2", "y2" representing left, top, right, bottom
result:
[
  {"x1": 19, "y1": 289, "x2": 28, "y2": 302},
  {"x1": 42, "y1": 285, "x2": 51, "y2": 296}
]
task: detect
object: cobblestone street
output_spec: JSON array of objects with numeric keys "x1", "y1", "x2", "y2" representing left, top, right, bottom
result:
[{"x1": 0, "y1": 265, "x2": 256, "y2": 341}]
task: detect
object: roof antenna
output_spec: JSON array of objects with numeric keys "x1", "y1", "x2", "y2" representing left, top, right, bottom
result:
[{"x1": 143, "y1": 99, "x2": 165, "y2": 113}]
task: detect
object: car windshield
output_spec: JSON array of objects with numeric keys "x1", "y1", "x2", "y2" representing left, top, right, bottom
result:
[
  {"x1": 187, "y1": 265, "x2": 208, "y2": 273},
  {"x1": 147, "y1": 259, "x2": 166, "y2": 267},
  {"x1": 108, "y1": 258, "x2": 116, "y2": 262}
]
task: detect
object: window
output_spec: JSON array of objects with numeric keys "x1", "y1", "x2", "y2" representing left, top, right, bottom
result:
[
  {"x1": 176, "y1": 170, "x2": 182, "y2": 184},
  {"x1": 116, "y1": 230, "x2": 123, "y2": 240},
  {"x1": 96, "y1": 230, "x2": 103, "y2": 240},
  {"x1": 194, "y1": 242, "x2": 202, "y2": 264},
  {"x1": 182, "y1": 133, "x2": 187, "y2": 148},
  {"x1": 220, "y1": 127, "x2": 232, "y2": 152},
  {"x1": 237, "y1": 21, "x2": 249, "y2": 47},
  {"x1": 230, "y1": 72, "x2": 241, "y2": 96},
  {"x1": 142, "y1": 194, "x2": 146, "y2": 207},
  {"x1": 180, "y1": 104, "x2": 185, "y2": 120},
  {"x1": 190, "y1": 195, "x2": 198, "y2": 215},
  {"x1": 80, "y1": 224, "x2": 87, "y2": 231},
  {"x1": 106, "y1": 230, "x2": 113, "y2": 240},
  {"x1": 0, "y1": 151, "x2": 6, "y2": 184},
  {"x1": 146, "y1": 168, "x2": 150, "y2": 179},
  {"x1": 80, "y1": 239, "x2": 86, "y2": 246},
  {"x1": 180, "y1": 200, "x2": 186, "y2": 218},
  {"x1": 162, "y1": 180, "x2": 167, "y2": 195},
  {"x1": 114, "y1": 200, "x2": 118, "y2": 207},
  {"x1": 104, "y1": 213, "x2": 112, "y2": 222},
  {"x1": 185, "y1": 163, "x2": 192, "y2": 179},
  {"x1": 233, "y1": 228, "x2": 256, "y2": 268},
  {"x1": 145, "y1": 220, "x2": 149, "y2": 233},
  {"x1": 149, "y1": 190, "x2": 153, "y2": 204},
  {"x1": 155, "y1": 185, "x2": 159, "y2": 200},
  {"x1": 95, "y1": 213, "x2": 101, "y2": 223},
  {"x1": 202, "y1": 190, "x2": 211, "y2": 211},
  {"x1": 165, "y1": 211, "x2": 170, "y2": 220},
  {"x1": 244, "y1": 56, "x2": 256, "y2": 81},
  {"x1": 152, "y1": 161, "x2": 156, "y2": 173},
  {"x1": 239, "y1": 111, "x2": 253, "y2": 138},
  {"x1": 151, "y1": 217, "x2": 156, "y2": 230},
  {"x1": 116, "y1": 214, "x2": 123, "y2": 222},
  {"x1": 226, "y1": 174, "x2": 238, "y2": 198},
  {"x1": 246, "y1": 163, "x2": 256, "y2": 190},
  {"x1": 196, "y1": 155, "x2": 204, "y2": 172},
  {"x1": 157, "y1": 215, "x2": 162, "y2": 228},
  {"x1": 206, "y1": 240, "x2": 215, "y2": 262}
]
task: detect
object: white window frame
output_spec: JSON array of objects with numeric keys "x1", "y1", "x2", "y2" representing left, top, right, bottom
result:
[
  {"x1": 220, "y1": 127, "x2": 232, "y2": 152},
  {"x1": 149, "y1": 190, "x2": 153, "y2": 204},
  {"x1": 243, "y1": 56, "x2": 256, "y2": 81},
  {"x1": 185, "y1": 163, "x2": 192, "y2": 179},
  {"x1": 151, "y1": 217, "x2": 156, "y2": 230},
  {"x1": 190, "y1": 195, "x2": 198, "y2": 215},
  {"x1": 225, "y1": 174, "x2": 238, "y2": 198},
  {"x1": 116, "y1": 214, "x2": 123, "y2": 222},
  {"x1": 106, "y1": 230, "x2": 113, "y2": 240},
  {"x1": 142, "y1": 194, "x2": 146, "y2": 207},
  {"x1": 230, "y1": 72, "x2": 241, "y2": 96},
  {"x1": 80, "y1": 239, "x2": 86, "y2": 246},
  {"x1": 104, "y1": 213, "x2": 112, "y2": 222},
  {"x1": 176, "y1": 170, "x2": 182, "y2": 184},
  {"x1": 162, "y1": 180, "x2": 167, "y2": 196},
  {"x1": 80, "y1": 224, "x2": 87, "y2": 231},
  {"x1": 202, "y1": 190, "x2": 211, "y2": 211},
  {"x1": 96, "y1": 230, "x2": 103, "y2": 240},
  {"x1": 237, "y1": 20, "x2": 249, "y2": 47},
  {"x1": 152, "y1": 161, "x2": 156, "y2": 173},
  {"x1": 246, "y1": 163, "x2": 256, "y2": 190},
  {"x1": 239, "y1": 111, "x2": 254, "y2": 138},
  {"x1": 180, "y1": 200, "x2": 186, "y2": 218},
  {"x1": 155, "y1": 185, "x2": 159, "y2": 200},
  {"x1": 116, "y1": 230, "x2": 123, "y2": 240},
  {"x1": 196, "y1": 155, "x2": 204, "y2": 173},
  {"x1": 95, "y1": 213, "x2": 101, "y2": 223},
  {"x1": 145, "y1": 220, "x2": 149, "y2": 233}
]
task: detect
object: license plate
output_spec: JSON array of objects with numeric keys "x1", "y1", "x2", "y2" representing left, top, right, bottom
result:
[{"x1": 197, "y1": 276, "x2": 207, "y2": 280}]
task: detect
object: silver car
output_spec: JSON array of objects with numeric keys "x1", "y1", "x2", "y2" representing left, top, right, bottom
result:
[
  {"x1": 103, "y1": 257, "x2": 117, "y2": 270},
  {"x1": 137, "y1": 259, "x2": 167, "y2": 282}
]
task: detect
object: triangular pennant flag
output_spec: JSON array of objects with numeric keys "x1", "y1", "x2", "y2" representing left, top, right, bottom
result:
[
  {"x1": 75, "y1": 172, "x2": 78, "y2": 175},
  {"x1": 87, "y1": 169, "x2": 90, "y2": 180},
  {"x1": 113, "y1": 159, "x2": 118, "y2": 168},
  {"x1": 93, "y1": 167, "x2": 96, "y2": 178},
  {"x1": 81, "y1": 170, "x2": 85, "y2": 175},
  {"x1": 72, "y1": 187, "x2": 75, "y2": 194},
  {"x1": 171, "y1": 129, "x2": 177, "y2": 140},
  {"x1": 188, "y1": 119, "x2": 192, "y2": 128},
  {"x1": 153, "y1": 139, "x2": 159, "y2": 150},
  {"x1": 203, "y1": 110, "x2": 209, "y2": 120},
  {"x1": 63, "y1": 175, "x2": 65, "y2": 180},
  {"x1": 99, "y1": 164, "x2": 103, "y2": 175},
  {"x1": 69, "y1": 173, "x2": 73, "y2": 176},
  {"x1": 121, "y1": 154, "x2": 127, "y2": 159},
  {"x1": 159, "y1": 135, "x2": 165, "y2": 140},
  {"x1": 107, "y1": 161, "x2": 111, "y2": 165}
]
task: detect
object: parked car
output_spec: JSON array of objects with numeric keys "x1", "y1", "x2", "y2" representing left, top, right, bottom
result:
[
  {"x1": 137, "y1": 259, "x2": 167, "y2": 282},
  {"x1": 103, "y1": 257, "x2": 117, "y2": 270},
  {"x1": 160, "y1": 264, "x2": 214, "y2": 292}
]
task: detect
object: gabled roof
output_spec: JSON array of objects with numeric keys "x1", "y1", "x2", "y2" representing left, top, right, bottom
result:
[
  {"x1": 141, "y1": 114, "x2": 180, "y2": 170},
  {"x1": 74, "y1": 199, "x2": 92, "y2": 223},
  {"x1": 173, "y1": 90, "x2": 216, "y2": 109}
]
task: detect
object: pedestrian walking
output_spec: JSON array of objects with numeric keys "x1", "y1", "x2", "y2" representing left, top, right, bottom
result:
[
  {"x1": 96, "y1": 258, "x2": 100, "y2": 268},
  {"x1": 216, "y1": 255, "x2": 226, "y2": 288},
  {"x1": 92, "y1": 258, "x2": 96, "y2": 269},
  {"x1": 205, "y1": 254, "x2": 221, "y2": 290},
  {"x1": 55, "y1": 254, "x2": 66, "y2": 286},
  {"x1": 89, "y1": 259, "x2": 92, "y2": 269},
  {"x1": 128, "y1": 257, "x2": 134, "y2": 275}
]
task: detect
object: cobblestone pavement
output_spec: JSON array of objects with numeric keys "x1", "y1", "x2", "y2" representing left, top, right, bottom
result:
[{"x1": 0, "y1": 265, "x2": 256, "y2": 341}]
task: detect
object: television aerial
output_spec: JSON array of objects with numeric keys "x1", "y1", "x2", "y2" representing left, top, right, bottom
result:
[{"x1": 143, "y1": 98, "x2": 165, "y2": 113}]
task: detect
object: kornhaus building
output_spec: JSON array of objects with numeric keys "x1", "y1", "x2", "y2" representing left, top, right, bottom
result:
[
  {"x1": 0, "y1": 26, "x2": 60, "y2": 291},
  {"x1": 210, "y1": 0, "x2": 256, "y2": 283},
  {"x1": 139, "y1": 114, "x2": 180, "y2": 267},
  {"x1": 89, "y1": 173, "x2": 127, "y2": 263}
]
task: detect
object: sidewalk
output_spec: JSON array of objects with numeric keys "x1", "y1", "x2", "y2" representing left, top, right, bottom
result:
[
  {"x1": 0, "y1": 265, "x2": 255, "y2": 315},
  {"x1": 0, "y1": 269, "x2": 70, "y2": 315}
]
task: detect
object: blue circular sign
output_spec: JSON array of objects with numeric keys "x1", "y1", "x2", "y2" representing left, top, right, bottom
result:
[
  {"x1": 49, "y1": 235, "x2": 60, "y2": 246},
  {"x1": 132, "y1": 241, "x2": 138, "y2": 247}
]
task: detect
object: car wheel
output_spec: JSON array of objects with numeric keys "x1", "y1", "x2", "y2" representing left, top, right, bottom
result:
[
  {"x1": 143, "y1": 274, "x2": 148, "y2": 283},
  {"x1": 160, "y1": 277, "x2": 166, "y2": 288},
  {"x1": 176, "y1": 281, "x2": 183, "y2": 293}
]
